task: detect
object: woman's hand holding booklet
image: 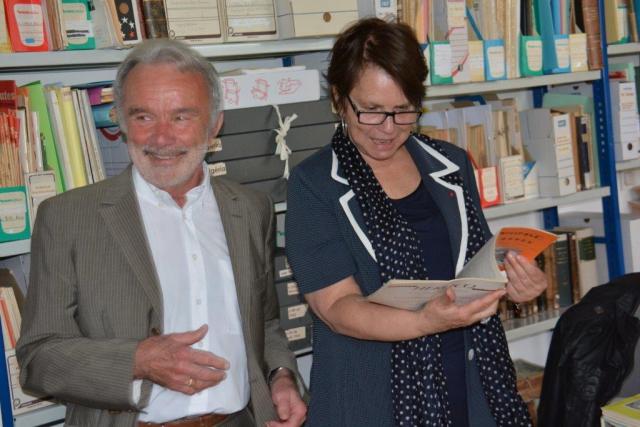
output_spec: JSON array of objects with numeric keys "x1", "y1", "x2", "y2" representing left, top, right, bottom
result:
[{"x1": 367, "y1": 227, "x2": 558, "y2": 310}]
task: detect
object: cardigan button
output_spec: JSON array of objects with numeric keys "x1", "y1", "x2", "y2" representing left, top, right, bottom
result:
[
  {"x1": 467, "y1": 349, "x2": 475, "y2": 361},
  {"x1": 150, "y1": 327, "x2": 161, "y2": 336}
]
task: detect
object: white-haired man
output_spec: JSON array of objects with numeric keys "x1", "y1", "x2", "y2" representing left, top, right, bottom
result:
[{"x1": 17, "y1": 39, "x2": 306, "y2": 427}]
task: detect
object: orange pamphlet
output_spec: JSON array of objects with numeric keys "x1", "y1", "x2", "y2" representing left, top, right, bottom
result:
[{"x1": 367, "y1": 227, "x2": 557, "y2": 310}]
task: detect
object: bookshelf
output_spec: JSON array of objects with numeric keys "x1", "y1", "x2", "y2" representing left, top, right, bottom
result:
[
  {"x1": 0, "y1": 0, "x2": 630, "y2": 424},
  {"x1": 607, "y1": 42, "x2": 640, "y2": 56},
  {"x1": 12, "y1": 405, "x2": 65, "y2": 427},
  {"x1": 272, "y1": 187, "x2": 612, "y2": 221},
  {"x1": 617, "y1": 158, "x2": 640, "y2": 172},
  {"x1": 0, "y1": 240, "x2": 30, "y2": 259},
  {"x1": 503, "y1": 309, "x2": 567, "y2": 342},
  {"x1": 0, "y1": 38, "x2": 335, "y2": 71},
  {"x1": 484, "y1": 187, "x2": 611, "y2": 220},
  {"x1": 425, "y1": 71, "x2": 601, "y2": 98}
]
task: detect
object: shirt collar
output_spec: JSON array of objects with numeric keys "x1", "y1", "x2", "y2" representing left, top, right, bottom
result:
[{"x1": 133, "y1": 163, "x2": 211, "y2": 209}]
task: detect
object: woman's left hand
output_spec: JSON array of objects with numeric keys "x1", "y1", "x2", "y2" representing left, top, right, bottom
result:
[{"x1": 504, "y1": 251, "x2": 548, "y2": 303}]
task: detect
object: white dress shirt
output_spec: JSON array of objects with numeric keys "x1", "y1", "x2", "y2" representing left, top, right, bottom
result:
[{"x1": 133, "y1": 165, "x2": 250, "y2": 423}]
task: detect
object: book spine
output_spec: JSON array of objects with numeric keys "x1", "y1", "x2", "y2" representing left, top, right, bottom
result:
[
  {"x1": 554, "y1": 235, "x2": 573, "y2": 307},
  {"x1": 141, "y1": 0, "x2": 168, "y2": 39},
  {"x1": 582, "y1": 0, "x2": 603, "y2": 69},
  {"x1": 577, "y1": 232, "x2": 598, "y2": 297},
  {"x1": 57, "y1": 87, "x2": 88, "y2": 187}
]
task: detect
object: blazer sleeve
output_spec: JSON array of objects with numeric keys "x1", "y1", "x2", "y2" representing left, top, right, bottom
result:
[
  {"x1": 16, "y1": 198, "x2": 141, "y2": 411},
  {"x1": 285, "y1": 165, "x2": 358, "y2": 295}
]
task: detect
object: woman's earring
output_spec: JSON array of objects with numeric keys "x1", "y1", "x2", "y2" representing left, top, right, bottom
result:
[{"x1": 340, "y1": 117, "x2": 348, "y2": 134}]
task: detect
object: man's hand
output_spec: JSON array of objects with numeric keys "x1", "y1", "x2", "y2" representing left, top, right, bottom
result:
[
  {"x1": 133, "y1": 324, "x2": 229, "y2": 395},
  {"x1": 266, "y1": 368, "x2": 307, "y2": 427}
]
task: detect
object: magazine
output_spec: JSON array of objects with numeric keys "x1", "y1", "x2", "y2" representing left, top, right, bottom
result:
[
  {"x1": 601, "y1": 394, "x2": 640, "y2": 427},
  {"x1": 366, "y1": 227, "x2": 558, "y2": 310}
]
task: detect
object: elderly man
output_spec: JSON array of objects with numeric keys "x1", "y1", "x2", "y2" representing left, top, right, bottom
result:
[{"x1": 17, "y1": 39, "x2": 307, "y2": 427}]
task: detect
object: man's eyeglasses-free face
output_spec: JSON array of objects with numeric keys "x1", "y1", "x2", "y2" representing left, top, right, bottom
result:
[{"x1": 346, "y1": 95, "x2": 422, "y2": 125}]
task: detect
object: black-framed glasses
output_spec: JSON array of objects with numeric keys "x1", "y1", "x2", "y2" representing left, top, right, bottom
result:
[{"x1": 346, "y1": 95, "x2": 422, "y2": 125}]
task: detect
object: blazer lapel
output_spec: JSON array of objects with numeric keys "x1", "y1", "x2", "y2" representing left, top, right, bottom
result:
[
  {"x1": 98, "y1": 167, "x2": 163, "y2": 322},
  {"x1": 330, "y1": 150, "x2": 377, "y2": 261},
  {"x1": 407, "y1": 136, "x2": 468, "y2": 275},
  {"x1": 210, "y1": 178, "x2": 251, "y2": 326}
]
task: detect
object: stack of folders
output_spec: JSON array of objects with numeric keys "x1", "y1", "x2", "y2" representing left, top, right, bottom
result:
[
  {"x1": 0, "y1": 81, "x2": 59, "y2": 242},
  {"x1": 601, "y1": 394, "x2": 640, "y2": 427},
  {"x1": 401, "y1": 0, "x2": 596, "y2": 86},
  {"x1": 420, "y1": 98, "x2": 527, "y2": 207},
  {"x1": 420, "y1": 94, "x2": 601, "y2": 211},
  {"x1": 273, "y1": 250, "x2": 312, "y2": 352},
  {"x1": 604, "y1": 0, "x2": 640, "y2": 46},
  {"x1": 0, "y1": 0, "x2": 365, "y2": 54}
]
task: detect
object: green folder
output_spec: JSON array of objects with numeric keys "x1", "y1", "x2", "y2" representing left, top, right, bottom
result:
[
  {"x1": 62, "y1": 0, "x2": 95, "y2": 50},
  {"x1": 23, "y1": 81, "x2": 65, "y2": 193},
  {"x1": 520, "y1": 35, "x2": 544, "y2": 76},
  {"x1": 429, "y1": 41, "x2": 453, "y2": 85}
]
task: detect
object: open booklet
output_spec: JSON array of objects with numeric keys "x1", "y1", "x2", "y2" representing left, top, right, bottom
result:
[{"x1": 366, "y1": 227, "x2": 558, "y2": 310}]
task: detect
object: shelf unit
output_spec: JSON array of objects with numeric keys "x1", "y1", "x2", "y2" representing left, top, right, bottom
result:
[
  {"x1": 271, "y1": 187, "x2": 612, "y2": 222},
  {"x1": 0, "y1": 240, "x2": 30, "y2": 259},
  {"x1": 503, "y1": 309, "x2": 567, "y2": 342},
  {"x1": 607, "y1": 42, "x2": 640, "y2": 56},
  {"x1": 0, "y1": 38, "x2": 335, "y2": 71},
  {"x1": 617, "y1": 158, "x2": 640, "y2": 172},
  {"x1": 0, "y1": 0, "x2": 628, "y2": 424},
  {"x1": 425, "y1": 70, "x2": 601, "y2": 98},
  {"x1": 12, "y1": 404, "x2": 65, "y2": 427},
  {"x1": 484, "y1": 187, "x2": 611, "y2": 220}
]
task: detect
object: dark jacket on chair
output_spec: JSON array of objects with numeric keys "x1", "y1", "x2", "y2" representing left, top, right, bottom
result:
[{"x1": 537, "y1": 273, "x2": 640, "y2": 427}]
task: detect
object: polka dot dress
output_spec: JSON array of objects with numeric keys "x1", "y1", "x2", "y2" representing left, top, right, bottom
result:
[{"x1": 331, "y1": 126, "x2": 531, "y2": 426}]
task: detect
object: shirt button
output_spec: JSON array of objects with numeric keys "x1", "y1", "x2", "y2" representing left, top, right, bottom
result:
[
  {"x1": 196, "y1": 298, "x2": 202, "y2": 305},
  {"x1": 197, "y1": 342, "x2": 204, "y2": 348},
  {"x1": 468, "y1": 349, "x2": 475, "y2": 361},
  {"x1": 192, "y1": 254, "x2": 197, "y2": 261}
]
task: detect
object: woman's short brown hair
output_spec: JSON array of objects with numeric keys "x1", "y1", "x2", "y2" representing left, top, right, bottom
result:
[{"x1": 327, "y1": 18, "x2": 428, "y2": 114}]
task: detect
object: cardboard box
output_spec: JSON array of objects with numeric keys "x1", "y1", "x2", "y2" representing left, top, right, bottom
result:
[
  {"x1": 209, "y1": 123, "x2": 335, "y2": 162},
  {"x1": 207, "y1": 149, "x2": 317, "y2": 183},
  {"x1": 220, "y1": 68, "x2": 321, "y2": 110},
  {"x1": 276, "y1": 212, "x2": 285, "y2": 248},
  {"x1": 279, "y1": 302, "x2": 312, "y2": 329},
  {"x1": 276, "y1": 0, "x2": 358, "y2": 38},
  {"x1": 284, "y1": 324, "x2": 312, "y2": 351},
  {"x1": 274, "y1": 250, "x2": 294, "y2": 281},
  {"x1": 0, "y1": 186, "x2": 30, "y2": 243},
  {"x1": 221, "y1": 0, "x2": 278, "y2": 42},
  {"x1": 610, "y1": 81, "x2": 640, "y2": 161},
  {"x1": 520, "y1": 109, "x2": 578, "y2": 197},
  {"x1": 6, "y1": 349, "x2": 55, "y2": 415},
  {"x1": 276, "y1": 280, "x2": 304, "y2": 306}
]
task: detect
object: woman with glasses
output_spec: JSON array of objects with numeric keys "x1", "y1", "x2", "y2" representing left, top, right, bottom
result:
[{"x1": 285, "y1": 18, "x2": 547, "y2": 427}]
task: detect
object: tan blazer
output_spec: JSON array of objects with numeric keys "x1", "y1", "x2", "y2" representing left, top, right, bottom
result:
[{"x1": 16, "y1": 167, "x2": 297, "y2": 427}]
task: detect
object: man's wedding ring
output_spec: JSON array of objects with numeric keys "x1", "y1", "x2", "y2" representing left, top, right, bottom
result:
[{"x1": 187, "y1": 377, "x2": 193, "y2": 388}]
